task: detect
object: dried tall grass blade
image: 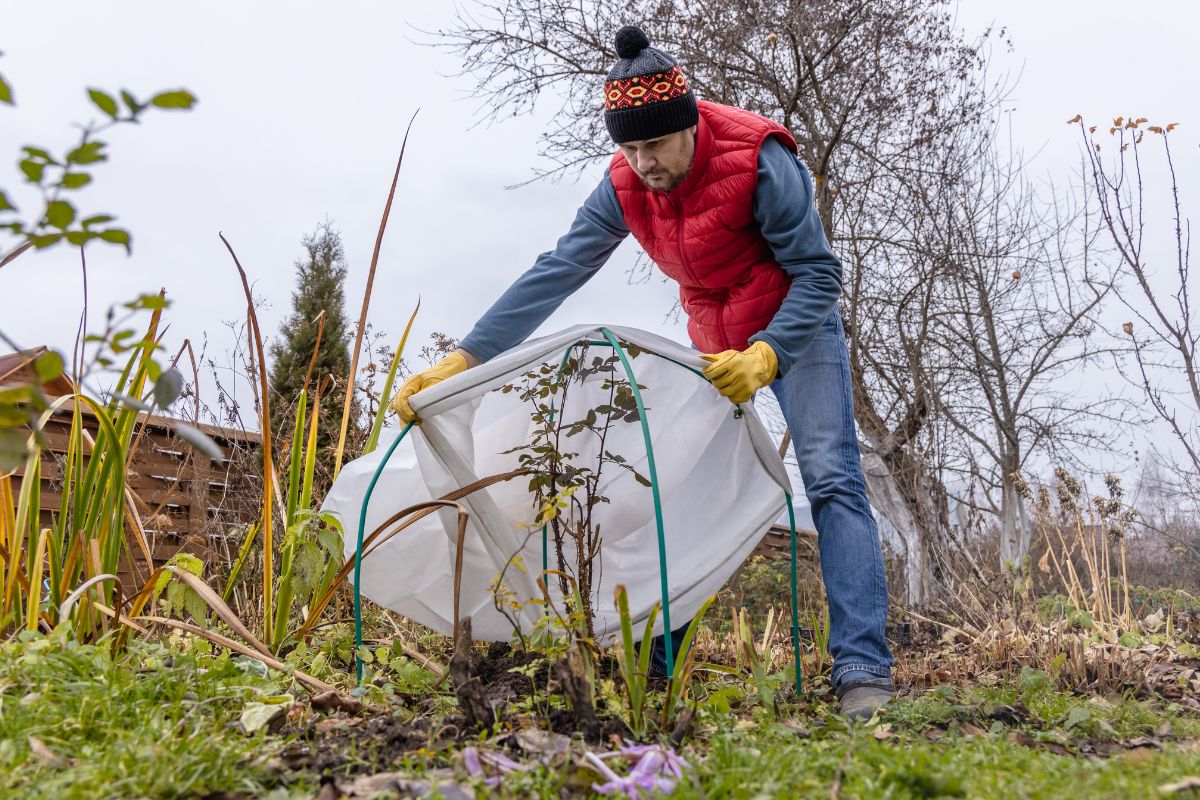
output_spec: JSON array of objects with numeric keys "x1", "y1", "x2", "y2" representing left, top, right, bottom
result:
[
  {"x1": 452, "y1": 506, "x2": 467, "y2": 643},
  {"x1": 59, "y1": 573, "x2": 121, "y2": 621},
  {"x1": 92, "y1": 599, "x2": 149, "y2": 634},
  {"x1": 333, "y1": 109, "x2": 420, "y2": 480},
  {"x1": 136, "y1": 614, "x2": 337, "y2": 695},
  {"x1": 219, "y1": 232, "x2": 279, "y2": 644}
]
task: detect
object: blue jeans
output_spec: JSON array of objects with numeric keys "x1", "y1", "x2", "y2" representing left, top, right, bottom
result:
[{"x1": 652, "y1": 310, "x2": 893, "y2": 686}]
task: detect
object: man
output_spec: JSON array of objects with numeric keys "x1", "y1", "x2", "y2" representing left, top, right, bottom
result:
[{"x1": 392, "y1": 25, "x2": 895, "y2": 719}]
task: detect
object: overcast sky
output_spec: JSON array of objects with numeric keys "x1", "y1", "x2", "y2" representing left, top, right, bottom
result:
[{"x1": 1, "y1": 1, "x2": 1195, "y2": 481}]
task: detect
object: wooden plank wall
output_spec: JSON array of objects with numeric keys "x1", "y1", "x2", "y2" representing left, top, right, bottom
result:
[{"x1": 9, "y1": 408, "x2": 261, "y2": 591}]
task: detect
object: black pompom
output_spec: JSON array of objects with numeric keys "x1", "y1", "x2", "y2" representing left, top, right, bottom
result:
[{"x1": 614, "y1": 25, "x2": 650, "y2": 59}]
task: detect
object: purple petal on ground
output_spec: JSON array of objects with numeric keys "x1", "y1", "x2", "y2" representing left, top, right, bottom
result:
[
  {"x1": 462, "y1": 747, "x2": 485, "y2": 778},
  {"x1": 630, "y1": 750, "x2": 665, "y2": 779},
  {"x1": 483, "y1": 750, "x2": 523, "y2": 772}
]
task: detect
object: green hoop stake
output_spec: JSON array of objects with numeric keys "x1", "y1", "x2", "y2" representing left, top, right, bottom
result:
[
  {"x1": 354, "y1": 420, "x2": 414, "y2": 684},
  {"x1": 597, "y1": 328, "x2": 675, "y2": 676},
  {"x1": 787, "y1": 493, "x2": 803, "y2": 695}
]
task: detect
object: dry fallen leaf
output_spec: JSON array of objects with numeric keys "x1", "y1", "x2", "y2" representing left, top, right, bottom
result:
[
  {"x1": 781, "y1": 719, "x2": 811, "y2": 738},
  {"x1": 516, "y1": 728, "x2": 571, "y2": 757},
  {"x1": 1006, "y1": 730, "x2": 1037, "y2": 748},
  {"x1": 28, "y1": 736, "x2": 66, "y2": 769},
  {"x1": 311, "y1": 690, "x2": 364, "y2": 716},
  {"x1": 315, "y1": 717, "x2": 361, "y2": 735},
  {"x1": 1159, "y1": 776, "x2": 1200, "y2": 793}
]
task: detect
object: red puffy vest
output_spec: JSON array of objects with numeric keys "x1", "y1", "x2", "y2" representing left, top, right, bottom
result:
[{"x1": 609, "y1": 100, "x2": 797, "y2": 353}]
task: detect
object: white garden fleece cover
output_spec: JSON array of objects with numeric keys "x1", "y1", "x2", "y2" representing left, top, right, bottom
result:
[{"x1": 322, "y1": 325, "x2": 793, "y2": 643}]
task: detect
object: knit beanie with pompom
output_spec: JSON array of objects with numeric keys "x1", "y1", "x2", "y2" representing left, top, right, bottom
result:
[{"x1": 603, "y1": 25, "x2": 698, "y2": 144}]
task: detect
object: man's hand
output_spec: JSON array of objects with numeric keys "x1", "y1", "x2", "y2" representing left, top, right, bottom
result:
[
  {"x1": 700, "y1": 340, "x2": 779, "y2": 405},
  {"x1": 389, "y1": 351, "x2": 471, "y2": 424}
]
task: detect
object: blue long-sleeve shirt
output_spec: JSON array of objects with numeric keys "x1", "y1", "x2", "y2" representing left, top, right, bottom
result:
[{"x1": 459, "y1": 137, "x2": 843, "y2": 376}]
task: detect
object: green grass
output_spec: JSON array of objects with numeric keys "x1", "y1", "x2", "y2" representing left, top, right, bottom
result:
[
  {"x1": 4, "y1": 625, "x2": 1199, "y2": 800},
  {"x1": 680, "y1": 724, "x2": 1200, "y2": 799},
  {"x1": 0, "y1": 628, "x2": 294, "y2": 800}
]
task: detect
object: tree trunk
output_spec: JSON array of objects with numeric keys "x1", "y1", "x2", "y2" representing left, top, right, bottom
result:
[
  {"x1": 860, "y1": 453, "x2": 930, "y2": 607},
  {"x1": 998, "y1": 469, "x2": 1030, "y2": 572}
]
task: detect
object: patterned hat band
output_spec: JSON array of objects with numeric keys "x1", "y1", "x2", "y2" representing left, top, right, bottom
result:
[{"x1": 604, "y1": 65, "x2": 691, "y2": 111}]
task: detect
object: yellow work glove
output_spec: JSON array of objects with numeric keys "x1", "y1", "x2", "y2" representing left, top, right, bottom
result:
[
  {"x1": 389, "y1": 351, "x2": 469, "y2": 424},
  {"x1": 700, "y1": 340, "x2": 779, "y2": 405}
]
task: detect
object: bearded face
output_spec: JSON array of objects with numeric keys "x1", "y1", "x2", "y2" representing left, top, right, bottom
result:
[{"x1": 618, "y1": 126, "x2": 697, "y2": 192}]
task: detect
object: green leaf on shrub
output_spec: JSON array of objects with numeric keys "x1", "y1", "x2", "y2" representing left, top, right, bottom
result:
[
  {"x1": 28, "y1": 232, "x2": 62, "y2": 248},
  {"x1": 153, "y1": 368, "x2": 183, "y2": 409},
  {"x1": 33, "y1": 350, "x2": 64, "y2": 382},
  {"x1": 98, "y1": 228, "x2": 131, "y2": 252},
  {"x1": 0, "y1": 190, "x2": 13, "y2": 211},
  {"x1": 120, "y1": 89, "x2": 143, "y2": 113},
  {"x1": 65, "y1": 231, "x2": 91, "y2": 245},
  {"x1": 22, "y1": 147, "x2": 54, "y2": 162},
  {"x1": 66, "y1": 142, "x2": 106, "y2": 165},
  {"x1": 81, "y1": 214, "x2": 115, "y2": 228},
  {"x1": 150, "y1": 90, "x2": 196, "y2": 109},
  {"x1": 46, "y1": 200, "x2": 76, "y2": 229},
  {"x1": 19, "y1": 159, "x2": 44, "y2": 183},
  {"x1": 0, "y1": 73, "x2": 12, "y2": 105},
  {"x1": 0, "y1": 385, "x2": 35, "y2": 405},
  {"x1": 61, "y1": 172, "x2": 91, "y2": 189},
  {"x1": 0, "y1": 402, "x2": 27, "y2": 426},
  {"x1": 87, "y1": 88, "x2": 119, "y2": 119}
]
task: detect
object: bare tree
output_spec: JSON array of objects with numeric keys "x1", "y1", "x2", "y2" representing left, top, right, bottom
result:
[
  {"x1": 927, "y1": 136, "x2": 1125, "y2": 570},
  {"x1": 837, "y1": 108, "x2": 990, "y2": 604},
  {"x1": 1079, "y1": 118, "x2": 1198, "y2": 508}
]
